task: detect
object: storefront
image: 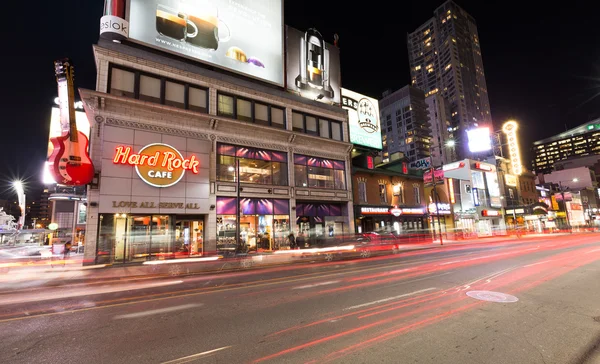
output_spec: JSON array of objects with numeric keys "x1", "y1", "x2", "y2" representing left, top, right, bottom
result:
[
  {"x1": 94, "y1": 128, "x2": 211, "y2": 264},
  {"x1": 355, "y1": 205, "x2": 428, "y2": 234}
]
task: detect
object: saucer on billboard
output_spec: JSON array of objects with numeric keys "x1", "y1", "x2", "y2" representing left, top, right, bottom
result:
[{"x1": 358, "y1": 98, "x2": 378, "y2": 133}]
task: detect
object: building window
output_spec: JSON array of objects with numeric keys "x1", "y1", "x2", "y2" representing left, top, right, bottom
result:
[
  {"x1": 217, "y1": 92, "x2": 285, "y2": 128},
  {"x1": 291, "y1": 111, "x2": 344, "y2": 141},
  {"x1": 110, "y1": 68, "x2": 135, "y2": 98},
  {"x1": 379, "y1": 183, "x2": 387, "y2": 203},
  {"x1": 394, "y1": 184, "x2": 404, "y2": 204},
  {"x1": 414, "y1": 186, "x2": 421, "y2": 204},
  {"x1": 217, "y1": 143, "x2": 288, "y2": 186},
  {"x1": 359, "y1": 182, "x2": 367, "y2": 203},
  {"x1": 108, "y1": 64, "x2": 209, "y2": 113},
  {"x1": 294, "y1": 154, "x2": 346, "y2": 190}
]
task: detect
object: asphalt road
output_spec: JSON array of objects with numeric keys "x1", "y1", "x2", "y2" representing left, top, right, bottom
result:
[{"x1": 1, "y1": 233, "x2": 600, "y2": 364}]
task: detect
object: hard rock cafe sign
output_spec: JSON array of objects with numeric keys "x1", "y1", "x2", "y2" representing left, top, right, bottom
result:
[{"x1": 113, "y1": 143, "x2": 200, "y2": 187}]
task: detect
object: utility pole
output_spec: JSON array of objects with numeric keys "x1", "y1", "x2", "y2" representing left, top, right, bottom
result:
[
  {"x1": 429, "y1": 147, "x2": 443, "y2": 245},
  {"x1": 236, "y1": 159, "x2": 242, "y2": 253}
]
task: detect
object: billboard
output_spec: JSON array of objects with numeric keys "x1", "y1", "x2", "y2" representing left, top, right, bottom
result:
[
  {"x1": 127, "y1": 0, "x2": 284, "y2": 86},
  {"x1": 43, "y1": 107, "x2": 91, "y2": 184},
  {"x1": 286, "y1": 26, "x2": 341, "y2": 105},
  {"x1": 341, "y1": 88, "x2": 382, "y2": 149},
  {"x1": 409, "y1": 157, "x2": 432, "y2": 170},
  {"x1": 466, "y1": 127, "x2": 492, "y2": 153}
]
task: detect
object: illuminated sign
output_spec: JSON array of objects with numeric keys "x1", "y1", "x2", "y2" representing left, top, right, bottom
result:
[
  {"x1": 428, "y1": 203, "x2": 451, "y2": 215},
  {"x1": 360, "y1": 207, "x2": 389, "y2": 215},
  {"x1": 474, "y1": 162, "x2": 493, "y2": 172},
  {"x1": 342, "y1": 88, "x2": 382, "y2": 149},
  {"x1": 448, "y1": 178, "x2": 455, "y2": 204},
  {"x1": 409, "y1": 158, "x2": 432, "y2": 170},
  {"x1": 467, "y1": 127, "x2": 492, "y2": 153},
  {"x1": 44, "y1": 107, "x2": 91, "y2": 185},
  {"x1": 367, "y1": 156, "x2": 374, "y2": 169},
  {"x1": 443, "y1": 161, "x2": 465, "y2": 171},
  {"x1": 48, "y1": 223, "x2": 59, "y2": 231},
  {"x1": 113, "y1": 143, "x2": 199, "y2": 187},
  {"x1": 482, "y1": 210, "x2": 500, "y2": 217},
  {"x1": 128, "y1": 0, "x2": 284, "y2": 86},
  {"x1": 287, "y1": 26, "x2": 341, "y2": 105},
  {"x1": 360, "y1": 207, "x2": 425, "y2": 215},
  {"x1": 506, "y1": 208, "x2": 525, "y2": 215},
  {"x1": 424, "y1": 169, "x2": 444, "y2": 184},
  {"x1": 505, "y1": 174, "x2": 518, "y2": 187},
  {"x1": 502, "y1": 121, "x2": 523, "y2": 176},
  {"x1": 390, "y1": 207, "x2": 402, "y2": 217}
]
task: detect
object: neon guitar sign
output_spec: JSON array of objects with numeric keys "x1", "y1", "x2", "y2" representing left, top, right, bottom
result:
[{"x1": 48, "y1": 59, "x2": 94, "y2": 186}]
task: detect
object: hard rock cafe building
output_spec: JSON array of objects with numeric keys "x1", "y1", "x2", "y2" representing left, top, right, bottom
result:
[{"x1": 79, "y1": 39, "x2": 354, "y2": 264}]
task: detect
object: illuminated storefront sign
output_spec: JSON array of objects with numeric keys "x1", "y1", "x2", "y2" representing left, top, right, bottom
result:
[
  {"x1": 474, "y1": 162, "x2": 493, "y2": 172},
  {"x1": 443, "y1": 161, "x2": 465, "y2": 171},
  {"x1": 428, "y1": 203, "x2": 451, "y2": 215},
  {"x1": 342, "y1": 88, "x2": 382, "y2": 149},
  {"x1": 502, "y1": 120, "x2": 523, "y2": 176},
  {"x1": 448, "y1": 178, "x2": 455, "y2": 204},
  {"x1": 360, "y1": 207, "x2": 425, "y2": 215},
  {"x1": 482, "y1": 210, "x2": 500, "y2": 217},
  {"x1": 505, "y1": 174, "x2": 518, "y2": 187},
  {"x1": 113, "y1": 143, "x2": 199, "y2": 187}
]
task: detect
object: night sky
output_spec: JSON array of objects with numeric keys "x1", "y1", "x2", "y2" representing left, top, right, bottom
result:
[{"x1": 2, "y1": 0, "x2": 600, "y2": 200}]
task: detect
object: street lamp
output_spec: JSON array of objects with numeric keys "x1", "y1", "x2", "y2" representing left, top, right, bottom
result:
[
  {"x1": 12, "y1": 180, "x2": 25, "y2": 230},
  {"x1": 558, "y1": 178, "x2": 578, "y2": 233}
]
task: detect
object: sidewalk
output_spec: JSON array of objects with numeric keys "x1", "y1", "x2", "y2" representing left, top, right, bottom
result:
[{"x1": 0, "y1": 232, "x2": 587, "y2": 290}]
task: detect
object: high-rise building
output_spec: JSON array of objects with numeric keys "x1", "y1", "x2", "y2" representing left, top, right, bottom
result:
[
  {"x1": 425, "y1": 94, "x2": 453, "y2": 166},
  {"x1": 380, "y1": 86, "x2": 432, "y2": 163},
  {"x1": 408, "y1": 0, "x2": 492, "y2": 159},
  {"x1": 533, "y1": 118, "x2": 600, "y2": 174}
]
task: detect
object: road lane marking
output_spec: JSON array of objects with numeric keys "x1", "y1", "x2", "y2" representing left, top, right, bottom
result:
[
  {"x1": 0, "y1": 280, "x2": 184, "y2": 306},
  {"x1": 114, "y1": 303, "x2": 202, "y2": 319},
  {"x1": 292, "y1": 281, "x2": 340, "y2": 290},
  {"x1": 343, "y1": 288, "x2": 436, "y2": 311},
  {"x1": 161, "y1": 346, "x2": 232, "y2": 364},
  {"x1": 524, "y1": 260, "x2": 554, "y2": 267}
]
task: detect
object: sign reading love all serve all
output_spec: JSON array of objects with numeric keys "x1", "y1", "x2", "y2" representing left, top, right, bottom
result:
[{"x1": 113, "y1": 143, "x2": 200, "y2": 188}]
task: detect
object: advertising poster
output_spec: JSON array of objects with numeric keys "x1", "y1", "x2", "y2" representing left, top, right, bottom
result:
[
  {"x1": 43, "y1": 107, "x2": 91, "y2": 184},
  {"x1": 341, "y1": 88, "x2": 382, "y2": 150},
  {"x1": 128, "y1": 0, "x2": 284, "y2": 86},
  {"x1": 286, "y1": 26, "x2": 341, "y2": 105}
]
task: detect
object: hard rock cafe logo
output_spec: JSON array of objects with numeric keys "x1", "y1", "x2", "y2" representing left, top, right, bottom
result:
[
  {"x1": 342, "y1": 96, "x2": 379, "y2": 134},
  {"x1": 113, "y1": 143, "x2": 199, "y2": 188}
]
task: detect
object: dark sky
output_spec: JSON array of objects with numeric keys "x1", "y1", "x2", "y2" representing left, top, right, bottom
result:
[{"x1": 2, "y1": 0, "x2": 600, "y2": 200}]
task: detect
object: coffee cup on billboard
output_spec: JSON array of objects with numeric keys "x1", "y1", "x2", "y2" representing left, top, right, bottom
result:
[
  {"x1": 156, "y1": 4, "x2": 190, "y2": 41},
  {"x1": 179, "y1": 0, "x2": 231, "y2": 50}
]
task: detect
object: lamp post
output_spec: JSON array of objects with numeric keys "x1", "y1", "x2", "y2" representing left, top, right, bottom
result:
[
  {"x1": 558, "y1": 178, "x2": 578, "y2": 233},
  {"x1": 13, "y1": 181, "x2": 25, "y2": 231},
  {"x1": 235, "y1": 159, "x2": 242, "y2": 254}
]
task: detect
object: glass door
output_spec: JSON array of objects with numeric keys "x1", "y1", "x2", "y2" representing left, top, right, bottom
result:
[{"x1": 175, "y1": 218, "x2": 204, "y2": 256}]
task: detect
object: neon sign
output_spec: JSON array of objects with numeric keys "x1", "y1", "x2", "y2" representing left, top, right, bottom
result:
[
  {"x1": 113, "y1": 143, "x2": 200, "y2": 188},
  {"x1": 502, "y1": 121, "x2": 522, "y2": 176}
]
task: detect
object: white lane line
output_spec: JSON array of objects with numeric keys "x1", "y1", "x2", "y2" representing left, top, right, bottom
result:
[
  {"x1": 114, "y1": 303, "x2": 202, "y2": 319},
  {"x1": 0, "y1": 280, "x2": 184, "y2": 306},
  {"x1": 292, "y1": 280, "x2": 340, "y2": 290},
  {"x1": 343, "y1": 287, "x2": 436, "y2": 311},
  {"x1": 524, "y1": 260, "x2": 554, "y2": 267},
  {"x1": 585, "y1": 248, "x2": 600, "y2": 254},
  {"x1": 160, "y1": 346, "x2": 232, "y2": 364}
]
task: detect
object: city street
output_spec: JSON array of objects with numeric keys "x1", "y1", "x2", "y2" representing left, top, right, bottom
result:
[{"x1": 0, "y1": 233, "x2": 599, "y2": 364}]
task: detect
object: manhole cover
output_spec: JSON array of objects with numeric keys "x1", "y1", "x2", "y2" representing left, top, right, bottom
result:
[{"x1": 466, "y1": 290, "x2": 519, "y2": 303}]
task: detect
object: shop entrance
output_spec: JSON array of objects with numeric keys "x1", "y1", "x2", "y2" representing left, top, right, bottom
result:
[{"x1": 175, "y1": 216, "x2": 204, "y2": 256}]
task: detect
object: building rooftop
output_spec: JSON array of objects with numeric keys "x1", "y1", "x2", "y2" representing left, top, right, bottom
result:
[{"x1": 533, "y1": 117, "x2": 600, "y2": 145}]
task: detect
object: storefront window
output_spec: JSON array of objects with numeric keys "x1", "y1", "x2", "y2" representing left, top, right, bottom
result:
[
  {"x1": 98, "y1": 214, "x2": 206, "y2": 264},
  {"x1": 216, "y1": 197, "x2": 290, "y2": 253},
  {"x1": 295, "y1": 203, "x2": 347, "y2": 243},
  {"x1": 294, "y1": 154, "x2": 346, "y2": 190},
  {"x1": 217, "y1": 143, "x2": 288, "y2": 186}
]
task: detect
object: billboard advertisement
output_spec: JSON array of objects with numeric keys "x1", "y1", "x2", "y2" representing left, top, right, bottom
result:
[
  {"x1": 341, "y1": 88, "x2": 382, "y2": 149},
  {"x1": 286, "y1": 26, "x2": 341, "y2": 105},
  {"x1": 127, "y1": 0, "x2": 284, "y2": 86},
  {"x1": 43, "y1": 107, "x2": 91, "y2": 184},
  {"x1": 466, "y1": 127, "x2": 492, "y2": 153}
]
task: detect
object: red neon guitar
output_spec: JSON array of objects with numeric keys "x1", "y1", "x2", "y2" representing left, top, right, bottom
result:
[{"x1": 48, "y1": 59, "x2": 94, "y2": 186}]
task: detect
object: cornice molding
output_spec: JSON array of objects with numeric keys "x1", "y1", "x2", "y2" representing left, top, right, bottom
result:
[{"x1": 104, "y1": 117, "x2": 210, "y2": 140}]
